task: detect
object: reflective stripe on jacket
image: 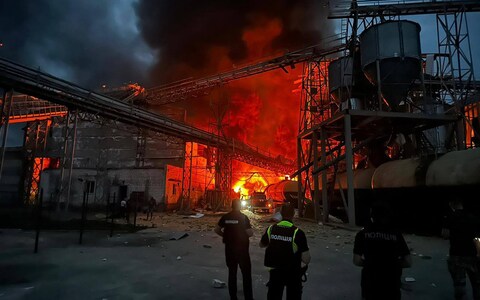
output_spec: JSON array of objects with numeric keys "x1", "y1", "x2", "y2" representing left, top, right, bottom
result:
[{"x1": 264, "y1": 220, "x2": 300, "y2": 269}]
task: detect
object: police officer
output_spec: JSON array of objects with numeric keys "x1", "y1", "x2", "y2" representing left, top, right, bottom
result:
[
  {"x1": 442, "y1": 197, "x2": 480, "y2": 300},
  {"x1": 215, "y1": 200, "x2": 254, "y2": 300},
  {"x1": 260, "y1": 203, "x2": 310, "y2": 300},
  {"x1": 353, "y1": 201, "x2": 412, "y2": 300}
]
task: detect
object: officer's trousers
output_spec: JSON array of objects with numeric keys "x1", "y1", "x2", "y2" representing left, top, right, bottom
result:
[
  {"x1": 448, "y1": 255, "x2": 480, "y2": 300},
  {"x1": 361, "y1": 268, "x2": 401, "y2": 300},
  {"x1": 225, "y1": 246, "x2": 253, "y2": 300},
  {"x1": 267, "y1": 268, "x2": 302, "y2": 300}
]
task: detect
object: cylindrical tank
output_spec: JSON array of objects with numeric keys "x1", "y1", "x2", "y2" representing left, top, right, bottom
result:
[
  {"x1": 328, "y1": 56, "x2": 354, "y2": 103},
  {"x1": 328, "y1": 53, "x2": 372, "y2": 104},
  {"x1": 334, "y1": 168, "x2": 376, "y2": 189},
  {"x1": 360, "y1": 20, "x2": 422, "y2": 109},
  {"x1": 426, "y1": 148, "x2": 480, "y2": 186},
  {"x1": 372, "y1": 158, "x2": 422, "y2": 188},
  {"x1": 264, "y1": 180, "x2": 298, "y2": 205}
]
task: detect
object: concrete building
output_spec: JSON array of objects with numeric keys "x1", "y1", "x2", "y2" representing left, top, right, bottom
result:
[{"x1": 40, "y1": 118, "x2": 185, "y2": 210}]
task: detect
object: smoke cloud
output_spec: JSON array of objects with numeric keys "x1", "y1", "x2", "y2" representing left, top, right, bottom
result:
[
  {"x1": 0, "y1": 0, "x2": 154, "y2": 89},
  {"x1": 136, "y1": 0, "x2": 332, "y2": 83}
]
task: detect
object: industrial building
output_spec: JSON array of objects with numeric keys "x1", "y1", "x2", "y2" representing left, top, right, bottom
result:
[{"x1": 0, "y1": 0, "x2": 479, "y2": 231}]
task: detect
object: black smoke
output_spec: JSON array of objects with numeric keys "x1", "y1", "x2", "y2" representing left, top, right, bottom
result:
[
  {"x1": 135, "y1": 0, "x2": 333, "y2": 84},
  {"x1": 0, "y1": 0, "x2": 153, "y2": 89}
]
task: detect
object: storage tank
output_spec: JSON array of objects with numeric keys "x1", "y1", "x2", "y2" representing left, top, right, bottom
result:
[
  {"x1": 372, "y1": 158, "x2": 423, "y2": 188},
  {"x1": 426, "y1": 148, "x2": 480, "y2": 186},
  {"x1": 328, "y1": 53, "x2": 372, "y2": 106},
  {"x1": 360, "y1": 20, "x2": 422, "y2": 109},
  {"x1": 264, "y1": 180, "x2": 298, "y2": 206},
  {"x1": 334, "y1": 168, "x2": 376, "y2": 189}
]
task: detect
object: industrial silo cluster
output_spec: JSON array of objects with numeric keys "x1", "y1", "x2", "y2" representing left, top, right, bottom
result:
[{"x1": 297, "y1": 18, "x2": 480, "y2": 232}]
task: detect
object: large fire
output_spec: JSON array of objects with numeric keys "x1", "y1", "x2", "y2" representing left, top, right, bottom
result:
[
  {"x1": 28, "y1": 157, "x2": 59, "y2": 203},
  {"x1": 182, "y1": 19, "x2": 304, "y2": 161},
  {"x1": 231, "y1": 161, "x2": 280, "y2": 198},
  {"x1": 188, "y1": 19, "x2": 302, "y2": 201},
  {"x1": 139, "y1": 1, "x2": 328, "y2": 204},
  {"x1": 183, "y1": 143, "x2": 287, "y2": 200}
]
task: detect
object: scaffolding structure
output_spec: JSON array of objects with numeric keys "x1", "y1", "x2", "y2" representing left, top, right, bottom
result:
[
  {"x1": 22, "y1": 119, "x2": 51, "y2": 204},
  {"x1": 296, "y1": 0, "x2": 480, "y2": 225},
  {"x1": 0, "y1": 59, "x2": 296, "y2": 210}
]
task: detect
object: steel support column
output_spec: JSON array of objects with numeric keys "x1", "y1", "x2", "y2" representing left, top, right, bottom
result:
[
  {"x1": 0, "y1": 89, "x2": 13, "y2": 182},
  {"x1": 65, "y1": 110, "x2": 78, "y2": 211},
  {"x1": 23, "y1": 119, "x2": 51, "y2": 205},
  {"x1": 180, "y1": 141, "x2": 193, "y2": 211},
  {"x1": 135, "y1": 127, "x2": 147, "y2": 168},
  {"x1": 375, "y1": 60, "x2": 383, "y2": 111},
  {"x1": 312, "y1": 132, "x2": 320, "y2": 221},
  {"x1": 296, "y1": 137, "x2": 304, "y2": 216},
  {"x1": 56, "y1": 112, "x2": 71, "y2": 210},
  {"x1": 344, "y1": 113, "x2": 356, "y2": 226},
  {"x1": 214, "y1": 148, "x2": 232, "y2": 211},
  {"x1": 320, "y1": 128, "x2": 329, "y2": 224}
]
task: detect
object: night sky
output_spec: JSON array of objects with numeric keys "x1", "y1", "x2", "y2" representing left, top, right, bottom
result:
[
  {"x1": 1, "y1": 0, "x2": 479, "y2": 148},
  {"x1": 0, "y1": 0, "x2": 154, "y2": 89},
  {"x1": 1, "y1": 0, "x2": 478, "y2": 89}
]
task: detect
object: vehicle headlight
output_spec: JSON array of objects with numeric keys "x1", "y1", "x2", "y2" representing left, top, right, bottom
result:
[{"x1": 241, "y1": 200, "x2": 247, "y2": 207}]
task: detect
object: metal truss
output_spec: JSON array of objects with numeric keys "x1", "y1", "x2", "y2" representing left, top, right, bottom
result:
[
  {"x1": 146, "y1": 37, "x2": 346, "y2": 105},
  {"x1": 22, "y1": 119, "x2": 51, "y2": 205},
  {"x1": 180, "y1": 141, "x2": 193, "y2": 211},
  {"x1": 299, "y1": 59, "x2": 334, "y2": 133},
  {"x1": 54, "y1": 110, "x2": 78, "y2": 211},
  {"x1": 0, "y1": 58, "x2": 294, "y2": 174},
  {"x1": 214, "y1": 149, "x2": 232, "y2": 210},
  {"x1": 9, "y1": 95, "x2": 67, "y2": 123},
  {"x1": 436, "y1": 5, "x2": 478, "y2": 150},
  {"x1": 329, "y1": 0, "x2": 480, "y2": 19},
  {"x1": 135, "y1": 127, "x2": 147, "y2": 168},
  {"x1": 99, "y1": 83, "x2": 146, "y2": 104}
]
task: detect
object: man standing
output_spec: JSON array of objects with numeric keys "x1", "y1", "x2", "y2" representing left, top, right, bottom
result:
[
  {"x1": 260, "y1": 203, "x2": 311, "y2": 300},
  {"x1": 353, "y1": 201, "x2": 412, "y2": 300},
  {"x1": 215, "y1": 200, "x2": 254, "y2": 300},
  {"x1": 443, "y1": 197, "x2": 480, "y2": 300},
  {"x1": 146, "y1": 197, "x2": 156, "y2": 221},
  {"x1": 120, "y1": 198, "x2": 127, "y2": 222}
]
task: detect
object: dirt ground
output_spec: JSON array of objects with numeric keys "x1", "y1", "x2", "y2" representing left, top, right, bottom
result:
[{"x1": 0, "y1": 210, "x2": 469, "y2": 300}]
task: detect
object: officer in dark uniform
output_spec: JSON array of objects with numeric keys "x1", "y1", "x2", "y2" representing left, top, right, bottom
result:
[
  {"x1": 353, "y1": 201, "x2": 412, "y2": 300},
  {"x1": 215, "y1": 200, "x2": 254, "y2": 300},
  {"x1": 442, "y1": 197, "x2": 480, "y2": 300},
  {"x1": 260, "y1": 203, "x2": 310, "y2": 300}
]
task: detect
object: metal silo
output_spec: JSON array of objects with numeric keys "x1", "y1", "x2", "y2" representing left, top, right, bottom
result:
[
  {"x1": 328, "y1": 56, "x2": 354, "y2": 103},
  {"x1": 328, "y1": 52, "x2": 372, "y2": 108},
  {"x1": 360, "y1": 20, "x2": 422, "y2": 110}
]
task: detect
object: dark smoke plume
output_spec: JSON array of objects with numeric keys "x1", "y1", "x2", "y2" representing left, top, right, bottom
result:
[
  {"x1": 0, "y1": 0, "x2": 153, "y2": 89},
  {"x1": 136, "y1": 0, "x2": 333, "y2": 84}
]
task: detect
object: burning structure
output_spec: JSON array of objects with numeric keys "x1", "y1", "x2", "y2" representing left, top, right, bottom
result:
[{"x1": 0, "y1": 1, "x2": 479, "y2": 233}]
